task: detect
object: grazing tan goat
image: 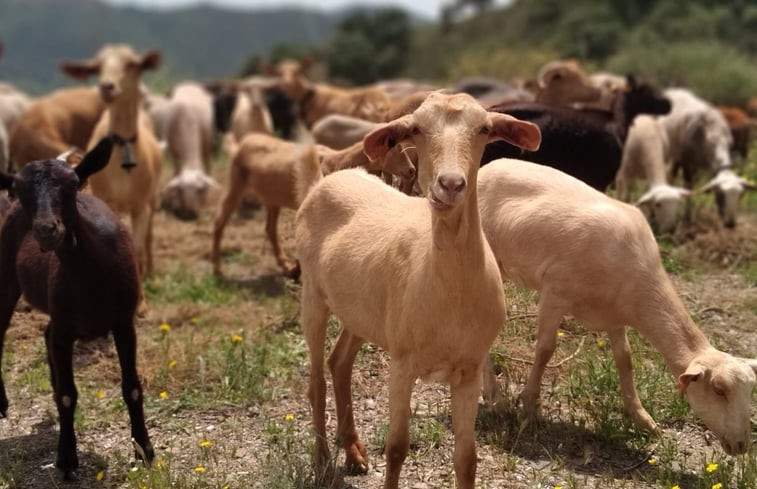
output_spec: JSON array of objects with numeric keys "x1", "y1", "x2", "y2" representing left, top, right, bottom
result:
[
  {"x1": 295, "y1": 92, "x2": 541, "y2": 488},
  {"x1": 478, "y1": 158, "x2": 757, "y2": 455},
  {"x1": 211, "y1": 133, "x2": 416, "y2": 278},
  {"x1": 269, "y1": 58, "x2": 390, "y2": 127},
  {"x1": 61, "y1": 44, "x2": 163, "y2": 276}
]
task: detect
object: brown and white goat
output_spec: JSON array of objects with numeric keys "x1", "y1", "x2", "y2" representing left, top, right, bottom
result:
[
  {"x1": 295, "y1": 92, "x2": 541, "y2": 488},
  {"x1": 478, "y1": 158, "x2": 757, "y2": 455},
  {"x1": 0, "y1": 138, "x2": 154, "y2": 479},
  {"x1": 61, "y1": 44, "x2": 163, "y2": 275},
  {"x1": 269, "y1": 58, "x2": 390, "y2": 127},
  {"x1": 211, "y1": 133, "x2": 416, "y2": 278}
]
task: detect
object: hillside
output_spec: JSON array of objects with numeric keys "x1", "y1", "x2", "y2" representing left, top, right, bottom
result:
[{"x1": 0, "y1": 0, "x2": 343, "y2": 93}]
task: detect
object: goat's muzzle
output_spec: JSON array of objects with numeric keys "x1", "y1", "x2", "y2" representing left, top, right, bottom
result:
[{"x1": 33, "y1": 220, "x2": 65, "y2": 252}]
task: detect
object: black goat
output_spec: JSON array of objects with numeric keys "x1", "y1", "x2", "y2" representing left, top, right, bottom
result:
[
  {"x1": 0, "y1": 137, "x2": 153, "y2": 479},
  {"x1": 482, "y1": 75, "x2": 671, "y2": 191}
]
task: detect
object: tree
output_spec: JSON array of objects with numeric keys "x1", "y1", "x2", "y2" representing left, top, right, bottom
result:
[{"x1": 325, "y1": 8, "x2": 411, "y2": 85}]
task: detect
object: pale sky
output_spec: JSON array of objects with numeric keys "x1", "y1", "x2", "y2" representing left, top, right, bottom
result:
[{"x1": 105, "y1": 0, "x2": 511, "y2": 20}]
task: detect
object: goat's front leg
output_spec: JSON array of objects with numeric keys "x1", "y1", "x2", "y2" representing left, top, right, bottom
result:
[
  {"x1": 519, "y1": 297, "x2": 564, "y2": 415},
  {"x1": 46, "y1": 324, "x2": 79, "y2": 479},
  {"x1": 130, "y1": 204, "x2": 153, "y2": 277},
  {"x1": 451, "y1": 366, "x2": 483, "y2": 489},
  {"x1": 607, "y1": 328, "x2": 659, "y2": 434},
  {"x1": 112, "y1": 321, "x2": 154, "y2": 464},
  {"x1": 211, "y1": 180, "x2": 246, "y2": 275},
  {"x1": 384, "y1": 361, "x2": 414, "y2": 489},
  {"x1": 328, "y1": 329, "x2": 368, "y2": 474},
  {"x1": 0, "y1": 272, "x2": 21, "y2": 417}
]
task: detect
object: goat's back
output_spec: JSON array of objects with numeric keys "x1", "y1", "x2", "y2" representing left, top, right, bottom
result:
[{"x1": 478, "y1": 159, "x2": 661, "y2": 326}]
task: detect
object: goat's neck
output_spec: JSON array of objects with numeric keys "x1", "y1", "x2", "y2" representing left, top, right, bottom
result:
[
  {"x1": 319, "y1": 143, "x2": 371, "y2": 175},
  {"x1": 610, "y1": 92, "x2": 632, "y2": 142},
  {"x1": 634, "y1": 276, "x2": 711, "y2": 376},
  {"x1": 430, "y1": 184, "x2": 486, "y2": 266},
  {"x1": 108, "y1": 86, "x2": 141, "y2": 140}
]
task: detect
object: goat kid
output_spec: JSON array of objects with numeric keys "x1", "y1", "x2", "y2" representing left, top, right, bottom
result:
[{"x1": 0, "y1": 137, "x2": 153, "y2": 479}]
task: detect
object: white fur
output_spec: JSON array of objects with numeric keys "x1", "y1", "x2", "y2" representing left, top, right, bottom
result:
[{"x1": 479, "y1": 158, "x2": 757, "y2": 455}]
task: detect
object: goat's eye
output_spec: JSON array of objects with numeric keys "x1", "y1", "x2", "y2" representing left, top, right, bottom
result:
[
  {"x1": 713, "y1": 386, "x2": 726, "y2": 398},
  {"x1": 411, "y1": 126, "x2": 421, "y2": 136},
  {"x1": 479, "y1": 126, "x2": 491, "y2": 136}
]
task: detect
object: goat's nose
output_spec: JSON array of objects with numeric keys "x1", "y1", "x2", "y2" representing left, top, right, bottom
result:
[
  {"x1": 34, "y1": 220, "x2": 58, "y2": 236},
  {"x1": 438, "y1": 173, "x2": 466, "y2": 194}
]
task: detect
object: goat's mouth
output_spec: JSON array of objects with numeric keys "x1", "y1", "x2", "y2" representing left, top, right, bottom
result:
[
  {"x1": 427, "y1": 190, "x2": 454, "y2": 211},
  {"x1": 35, "y1": 232, "x2": 65, "y2": 252}
]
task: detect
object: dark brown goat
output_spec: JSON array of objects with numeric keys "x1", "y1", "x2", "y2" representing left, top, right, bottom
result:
[
  {"x1": 0, "y1": 137, "x2": 153, "y2": 479},
  {"x1": 482, "y1": 75, "x2": 671, "y2": 191}
]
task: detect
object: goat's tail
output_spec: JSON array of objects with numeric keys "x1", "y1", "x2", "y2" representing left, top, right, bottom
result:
[{"x1": 293, "y1": 143, "x2": 322, "y2": 207}]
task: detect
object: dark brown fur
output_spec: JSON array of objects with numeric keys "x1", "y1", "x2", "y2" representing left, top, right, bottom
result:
[{"x1": 0, "y1": 138, "x2": 153, "y2": 479}]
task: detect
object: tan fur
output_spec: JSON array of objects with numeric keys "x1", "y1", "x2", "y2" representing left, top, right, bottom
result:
[
  {"x1": 534, "y1": 59, "x2": 610, "y2": 108},
  {"x1": 9, "y1": 87, "x2": 106, "y2": 169},
  {"x1": 271, "y1": 59, "x2": 390, "y2": 127},
  {"x1": 295, "y1": 93, "x2": 541, "y2": 488},
  {"x1": 478, "y1": 158, "x2": 757, "y2": 455},
  {"x1": 230, "y1": 77, "x2": 274, "y2": 140},
  {"x1": 62, "y1": 44, "x2": 163, "y2": 276},
  {"x1": 210, "y1": 134, "x2": 414, "y2": 277}
]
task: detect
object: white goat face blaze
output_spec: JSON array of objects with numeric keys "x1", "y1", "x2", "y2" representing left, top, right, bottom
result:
[
  {"x1": 715, "y1": 179, "x2": 744, "y2": 227},
  {"x1": 645, "y1": 186, "x2": 684, "y2": 233},
  {"x1": 684, "y1": 353, "x2": 756, "y2": 455},
  {"x1": 412, "y1": 93, "x2": 490, "y2": 209}
]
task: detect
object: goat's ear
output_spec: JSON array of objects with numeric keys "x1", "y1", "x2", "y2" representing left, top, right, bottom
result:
[
  {"x1": 677, "y1": 363, "x2": 707, "y2": 399},
  {"x1": 694, "y1": 178, "x2": 718, "y2": 194},
  {"x1": 488, "y1": 113, "x2": 541, "y2": 151},
  {"x1": 61, "y1": 58, "x2": 100, "y2": 81},
  {"x1": 139, "y1": 50, "x2": 161, "y2": 72},
  {"x1": 0, "y1": 171, "x2": 15, "y2": 191},
  {"x1": 635, "y1": 191, "x2": 654, "y2": 207},
  {"x1": 75, "y1": 137, "x2": 114, "y2": 188},
  {"x1": 363, "y1": 115, "x2": 415, "y2": 163},
  {"x1": 741, "y1": 177, "x2": 757, "y2": 191},
  {"x1": 625, "y1": 74, "x2": 638, "y2": 90}
]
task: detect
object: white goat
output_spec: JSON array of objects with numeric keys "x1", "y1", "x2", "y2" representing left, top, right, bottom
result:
[
  {"x1": 157, "y1": 82, "x2": 222, "y2": 220},
  {"x1": 478, "y1": 158, "x2": 757, "y2": 455},
  {"x1": 657, "y1": 88, "x2": 754, "y2": 227},
  {"x1": 616, "y1": 115, "x2": 691, "y2": 233},
  {"x1": 295, "y1": 92, "x2": 541, "y2": 488}
]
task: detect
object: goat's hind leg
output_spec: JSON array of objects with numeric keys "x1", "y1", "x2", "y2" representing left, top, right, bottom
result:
[
  {"x1": 45, "y1": 322, "x2": 79, "y2": 478},
  {"x1": 112, "y1": 320, "x2": 154, "y2": 464},
  {"x1": 328, "y1": 329, "x2": 368, "y2": 474},
  {"x1": 607, "y1": 328, "x2": 659, "y2": 434},
  {"x1": 211, "y1": 178, "x2": 246, "y2": 275},
  {"x1": 301, "y1": 283, "x2": 333, "y2": 477},
  {"x1": 265, "y1": 206, "x2": 296, "y2": 276}
]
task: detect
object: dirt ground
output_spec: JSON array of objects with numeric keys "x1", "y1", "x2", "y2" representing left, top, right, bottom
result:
[{"x1": 0, "y1": 191, "x2": 755, "y2": 489}]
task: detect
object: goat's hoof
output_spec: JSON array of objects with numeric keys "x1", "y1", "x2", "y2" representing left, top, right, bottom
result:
[
  {"x1": 285, "y1": 263, "x2": 301, "y2": 282},
  {"x1": 0, "y1": 399, "x2": 8, "y2": 418},
  {"x1": 629, "y1": 412, "x2": 660, "y2": 435},
  {"x1": 56, "y1": 452, "x2": 79, "y2": 479},
  {"x1": 344, "y1": 443, "x2": 369, "y2": 475}
]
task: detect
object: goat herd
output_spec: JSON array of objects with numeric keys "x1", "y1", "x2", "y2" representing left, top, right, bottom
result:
[{"x1": 0, "y1": 42, "x2": 755, "y2": 487}]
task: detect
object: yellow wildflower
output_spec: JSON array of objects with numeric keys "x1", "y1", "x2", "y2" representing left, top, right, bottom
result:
[
  {"x1": 285, "y1": 413, "x2": 294, "y2": 421},
  {"x1": 155, "y1": 459, "x2": 166, "y2": 469},
  {"x1": 160, "y1": 391, "x2": 168, "y2": 400},
  {"x1": 554, "y1": 486, "x2": 563, "y2": 489},
  {"x1": 231, "y1": 334, "x2": 243, "y2": 344},
  {"x1": 648, "y1": 457, "x2": 657, "y2": 465},
  {"x1": 557, "y1": 331, "x2": 564, "y2": 337},
  {"x1": 168, "y1": 360, "x2": 177, "y2": 369},
  {"x1": 597, "y1": 338, "x2": 607, "y2": 347},
  {"x1": 712, "y1": 483, "x2": 722, "y2": 489},
  {"x1": 159, "y1": 323, "x2": 171, "y2": 333},
  {"x1": 191, "y1": 317, "x2": 198, "y2": 324},
  {"x1": 195, "y1": 466, "x2": 206, "y2": 473},
  {"x1": 96, "y1": 470, "x2": 104, "y2": 481},
  {"x1": 706, "y1": 463, "x2": 718, "y2": 473},
  {"x1": 671, "y1": 486, "x2": 680, "y2": 489},
  {"x1": 199, "y1": 440, "x2": 212, "y2": 448},
  {"x1": 96, "y1": 390, "x2": 105, "y2": 399}
]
